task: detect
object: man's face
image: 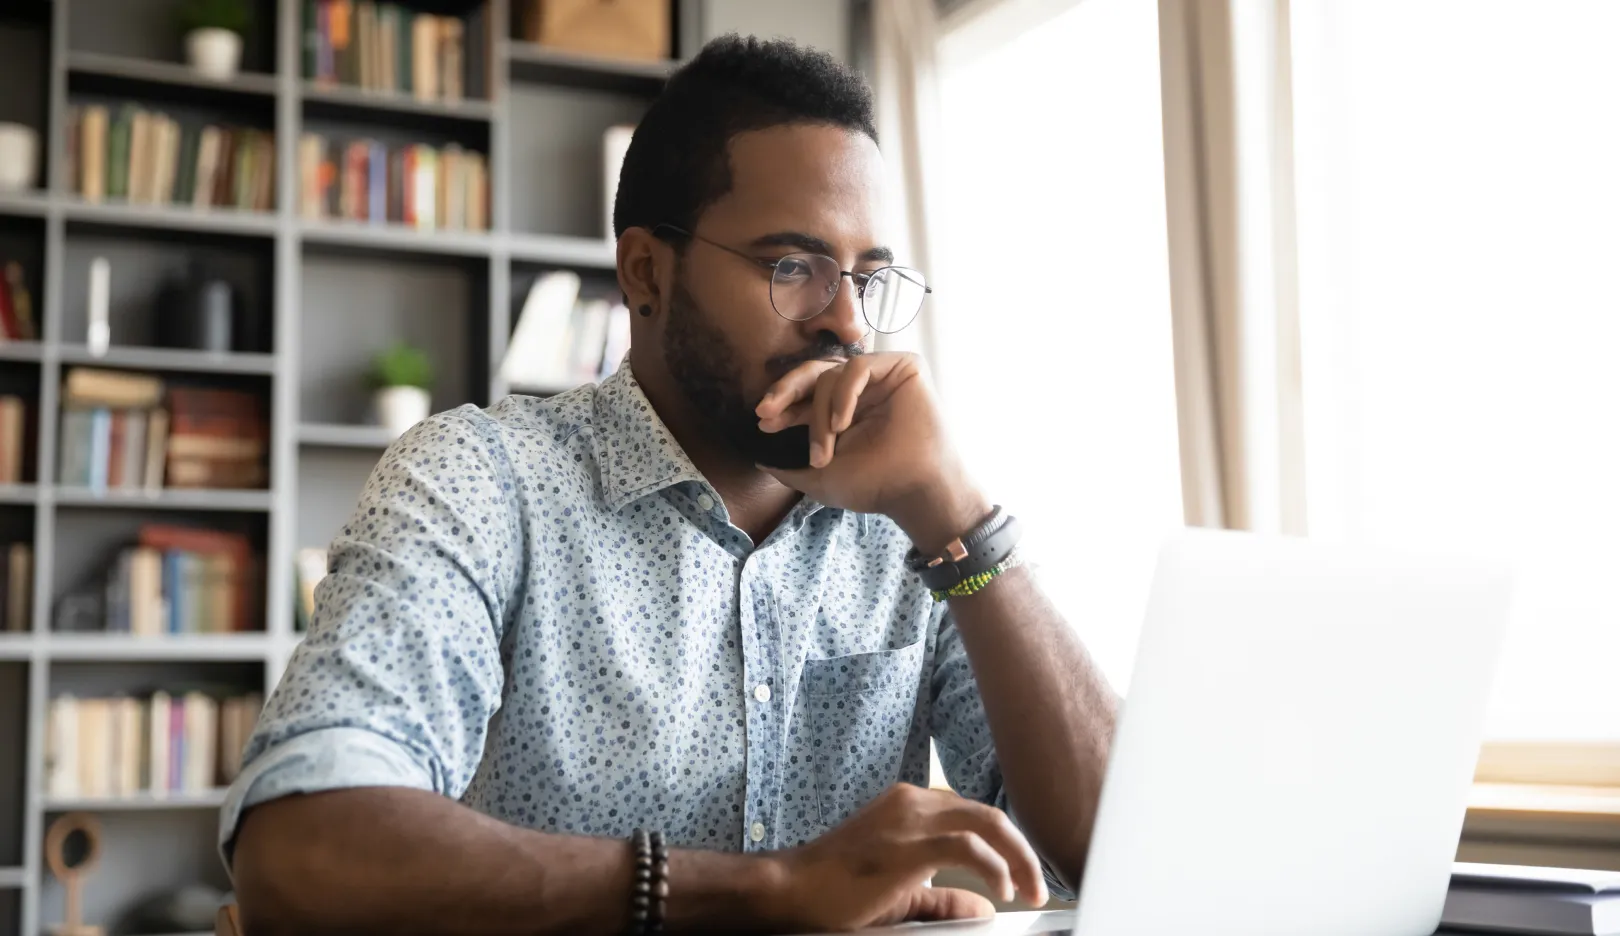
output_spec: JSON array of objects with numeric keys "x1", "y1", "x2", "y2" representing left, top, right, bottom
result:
[{"x1": 660, "y1": 123, "x2": 889, "y2": 469}]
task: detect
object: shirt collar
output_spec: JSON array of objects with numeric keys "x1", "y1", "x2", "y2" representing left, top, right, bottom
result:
[
  {"x1": 589, "y1": 365, "x2": 854, "y2": 536},
  {"x1": 591, "y1": 364, "x2": 710, "y2": 513}
]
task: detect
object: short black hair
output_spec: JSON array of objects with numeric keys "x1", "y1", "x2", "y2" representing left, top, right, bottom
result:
[{"x1": 611, "y1": 34, "x2": 878, "y2": 240}]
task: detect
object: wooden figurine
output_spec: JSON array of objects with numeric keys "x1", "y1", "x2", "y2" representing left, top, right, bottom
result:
[{"x1": 44, "y1": 811, "x2": 106, "y2": 936}]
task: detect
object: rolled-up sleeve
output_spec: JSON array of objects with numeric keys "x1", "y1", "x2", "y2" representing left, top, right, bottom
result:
[
  {"x1": 929, "y1": 607, "x2": 1077, "y2": 901},
  {"x1": 219, "y1": 408, "x2": 523, "y2": 865}
]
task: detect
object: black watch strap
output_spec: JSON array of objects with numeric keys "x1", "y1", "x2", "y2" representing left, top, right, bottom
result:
[{"x1": 905, "y1": 506, "x2": 1023, "y2": 592}]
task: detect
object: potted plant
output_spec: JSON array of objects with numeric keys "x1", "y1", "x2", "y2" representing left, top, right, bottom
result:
[
  {"x1": 368, "y1": 342, "x2": 434, "y2": 437},
  {"x1": 176, "y1": 0, "x2": 250, "y2": 80}
]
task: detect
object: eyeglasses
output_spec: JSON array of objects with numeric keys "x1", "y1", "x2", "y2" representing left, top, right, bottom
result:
[{"x1": 654, "y1": 224, "x2": 931, "y2": 334}]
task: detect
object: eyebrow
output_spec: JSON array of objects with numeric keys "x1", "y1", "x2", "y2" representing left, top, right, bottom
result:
[{"x1": 749, "y1": 231, "x2": 895, "y2": 265}]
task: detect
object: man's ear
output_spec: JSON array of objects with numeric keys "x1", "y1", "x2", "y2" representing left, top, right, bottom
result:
[{"x1": 617, "y1": 226, "x2": 667, "y2": 317}]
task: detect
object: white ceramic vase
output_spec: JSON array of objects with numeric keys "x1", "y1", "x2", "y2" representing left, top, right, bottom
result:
[
  {"x1": 185, "y1": 28, "x2": 243, "y2": 81},
  {"x1": 375, "y1": 386, "x2": 431, "y2": 438},
  {"x1": 0, "y1": 123, "x2": 39, "y2": 192}
]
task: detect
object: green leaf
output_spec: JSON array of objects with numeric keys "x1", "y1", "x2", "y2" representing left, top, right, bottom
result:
[
  {"x1": 367, "y1": 342, "x2": 435, "y2": 390},
  {"x1": 176, "y1": 0, "x2": 252, "y2": 36}
]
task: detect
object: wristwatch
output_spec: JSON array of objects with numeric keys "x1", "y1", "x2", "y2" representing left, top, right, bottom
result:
[{"x1": 904, "y1": 505, "x2": 1023, "y2": 592}]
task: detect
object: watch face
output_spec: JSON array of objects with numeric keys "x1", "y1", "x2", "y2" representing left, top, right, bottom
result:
[{"x1": 754, "y1": 423, "x2": 812, "y2": 471}]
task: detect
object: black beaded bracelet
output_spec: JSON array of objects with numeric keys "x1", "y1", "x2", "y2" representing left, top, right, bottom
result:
[{"x1": 628, "y1": 828, "x2": 668, "y2": 936}]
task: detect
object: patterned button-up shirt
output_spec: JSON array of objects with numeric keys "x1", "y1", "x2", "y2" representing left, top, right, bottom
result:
[{"x1": 220, "y1": 364, "x2": 1059, "y2": 892}]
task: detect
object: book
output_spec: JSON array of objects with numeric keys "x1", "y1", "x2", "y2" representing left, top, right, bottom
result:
[
  {"x1": 1445, "y1": 863, "x2": 1620, "y2": 936},
  {"x1": 128, "y1": 109, "x2": 152, "y2": 204},
  {"x1": 144, "y1": 408, "x2": 169, "y2": 493},
  {"x1": 80, "y1": 105, "x2": 108, "y2": 202},
  {"x1": 0, "y1": 395, "x2": 25, "y2": 483},
  {"x1": 294, "y1": 546, "x2": 329, "y2": 632},
  {"x1": 64, "y1": 368, "x2": 164, "y2": 410},
  {"x1": 5, "y1": 542, "x2": 30, "y2": 631},
  {"x1": 441, "y1": 16, "x2": 463, "y2": 101},
  {"x1": 6, "y1": 260, "x2": 37, "y2": 340},
  {"x1": 106, "y1": 105, "x2": 132, "y2": 200},
  {"x1": 502, "y1": 271, "x2": 582, "y2": 390}
]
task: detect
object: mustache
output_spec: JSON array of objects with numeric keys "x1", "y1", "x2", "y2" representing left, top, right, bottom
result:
[{"x1": 765, "y1": 335, "x2": 866, "y2": 378}]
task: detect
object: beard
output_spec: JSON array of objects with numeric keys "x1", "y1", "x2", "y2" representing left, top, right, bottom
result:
[{"x1": 662, "y1": 274, "x2": 863, "y2": 470}]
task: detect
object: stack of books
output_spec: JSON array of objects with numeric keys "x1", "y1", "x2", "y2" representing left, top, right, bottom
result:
[
  {"x1": 165, "y1": 387, "x2": 268, "y2": 490},
  {"x1": 298, "y1": 134, "x2": 489, "y2": 232},
  {"x1": 104, "y1": 524, "x2": 259, "y2": 635},
  {"x1": 56, "y1": 368, "x2": 268, "y2": 492},
  {"x1": 1, "y1": 542, "x2": 29, "y2": 632},
  {"x1": 1445, "y1": 863, "x2": 1620, "y2": 936},
  {"x1": 44, "y1": 690, "x2": 263, "y2": 798},
  {"x1": 303, "y1": 0, "x2": 492, "y2": 101},
  {"x1": 0, "y1": 393, "x2": 34, "y2": 485},
  {"x1": 67, "y1": 105, "x2": 276, "y2": 211},
  {"x1": 57, "y1": 368, "x2": 168, "y2": 492}
]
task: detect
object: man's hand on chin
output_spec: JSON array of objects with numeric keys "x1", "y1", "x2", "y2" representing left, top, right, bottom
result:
[{"x1": 753, "y1": 352, "x2": 992, "y2": 554}]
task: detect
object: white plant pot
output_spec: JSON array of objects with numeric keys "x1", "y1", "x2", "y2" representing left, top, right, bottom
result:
[
  {"x1": 185, "y1": 28, "x2": 243, "y2": 81},
  {"x1": 375, "y1": 386, "x2": 431, "y2": 438}
]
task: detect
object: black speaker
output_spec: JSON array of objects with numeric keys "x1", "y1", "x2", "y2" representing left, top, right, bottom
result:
[{"x1": 155, "y1": 271, "x2": 234, "y2": 352}]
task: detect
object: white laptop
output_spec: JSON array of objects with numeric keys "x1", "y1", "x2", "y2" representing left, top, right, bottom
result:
[{"x1": 834, "y1": 528, "x2": 1514, "y2": 936}]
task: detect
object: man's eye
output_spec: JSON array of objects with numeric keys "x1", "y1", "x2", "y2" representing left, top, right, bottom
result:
[{"x1": 774, "y1": 258, "x2": 814, "y2": 280}]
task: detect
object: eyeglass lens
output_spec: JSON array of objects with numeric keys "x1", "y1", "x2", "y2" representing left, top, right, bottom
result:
[{"x1": 768, "y1": 254, "x2": 927, "y2": 334}]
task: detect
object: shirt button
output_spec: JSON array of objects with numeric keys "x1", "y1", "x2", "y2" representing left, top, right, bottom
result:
[
  {"x1": 753, "y1": 684, "x2": 772, "y2": 703},
  {"x1": 750, "y1": 822, "x2": 766, "y2": 842},
  {"x1": 697, "y1": 493, "x2": 715, "y2": 511}
]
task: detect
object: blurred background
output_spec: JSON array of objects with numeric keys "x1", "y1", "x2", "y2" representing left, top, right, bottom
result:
[{"x1": 0, "y1": 0, "x2": 1616, "y2": 933}]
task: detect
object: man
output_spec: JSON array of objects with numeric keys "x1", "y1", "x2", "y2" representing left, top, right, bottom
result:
[{"x1": 226, "y1": 35, "x2": 1117, "y2": 935}]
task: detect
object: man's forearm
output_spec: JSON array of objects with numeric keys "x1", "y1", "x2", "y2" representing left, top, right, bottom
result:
[
  {"x1": 232, "y1": 787, "x2": 785, "y2": 936},
  {"x1": 946, "y1": 565, "x2": 1119, "y2": 893}
]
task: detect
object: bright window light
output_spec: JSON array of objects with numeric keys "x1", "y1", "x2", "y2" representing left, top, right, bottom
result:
[
  {"x1": 935, "y1": 0, "x2": 1184, "y2": 692},
  {"x1": 1291, "y1": 0, "x2": 1620, "y2": 739}
]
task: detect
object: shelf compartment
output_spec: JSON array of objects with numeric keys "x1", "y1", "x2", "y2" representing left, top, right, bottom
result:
[
  {"x1": 36, "y1": 810, "x2": 231, "y2": 935},
  {"x1": 505, "y1": 41, "x2": 676, "y2": 95},
  {"x1": 67, "y1": 51, "x2": 278, "y2": 112}
]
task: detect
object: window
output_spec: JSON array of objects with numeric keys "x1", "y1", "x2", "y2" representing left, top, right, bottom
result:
[
  {"x1": 934, "y1": 0, "x2": 1183, "y2": 692},
  {"x1": 1290, "y1": 0, "x2": 1620, "y2": 741}
]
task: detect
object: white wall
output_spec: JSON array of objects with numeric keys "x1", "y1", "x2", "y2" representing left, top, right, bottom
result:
[{"x1": 701, "y1": 0, "x2": 851, "y2": 63}]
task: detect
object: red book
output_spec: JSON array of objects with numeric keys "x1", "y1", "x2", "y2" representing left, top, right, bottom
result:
[{"x1": 0, "y1": 274, "x2": 17, "y2": 340}]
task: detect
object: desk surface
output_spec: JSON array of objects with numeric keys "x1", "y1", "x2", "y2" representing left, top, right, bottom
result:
[
  {"x1": 822, "y1": 911, "x2": 1075, "y2": 935},
  {"x1": 819, "y1": 911, "x2": 1486, "y2": 936}
]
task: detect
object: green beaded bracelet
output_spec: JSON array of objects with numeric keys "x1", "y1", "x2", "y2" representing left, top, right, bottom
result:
[{"x1": 931, "y1": 549, "x2": 1026, "y2": 602}]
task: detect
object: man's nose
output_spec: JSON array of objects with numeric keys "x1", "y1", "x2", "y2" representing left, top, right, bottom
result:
[{"x1": 809, "y1": 275, "x2": 866, "y2": 348}]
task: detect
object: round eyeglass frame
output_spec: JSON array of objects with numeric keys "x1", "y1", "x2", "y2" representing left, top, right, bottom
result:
[{"x1": 653, "y1": 224, "x2": 931, "y2": 334}]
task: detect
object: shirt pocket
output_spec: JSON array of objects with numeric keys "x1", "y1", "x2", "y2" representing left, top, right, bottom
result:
[{"x1": 800, "y1": 639, "x2": 926, "y2": 828}]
